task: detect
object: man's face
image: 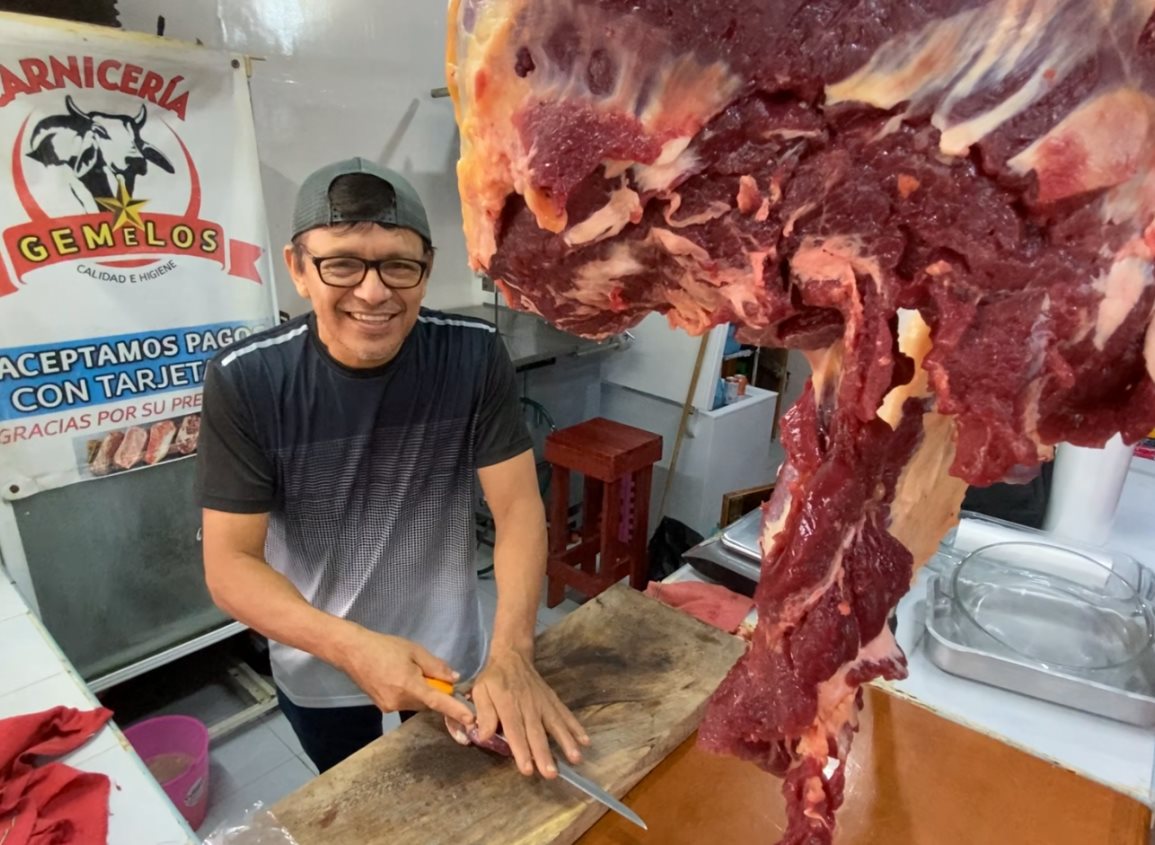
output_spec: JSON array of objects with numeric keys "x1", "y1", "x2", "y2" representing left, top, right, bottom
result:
[{"x1": 285, "y1": 225, "x2": 431, "y2": 369}]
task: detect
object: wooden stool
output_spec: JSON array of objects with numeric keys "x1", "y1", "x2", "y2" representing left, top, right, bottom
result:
[{"x1": 545, "y1": 418, "x2": 663, "y2": 607}]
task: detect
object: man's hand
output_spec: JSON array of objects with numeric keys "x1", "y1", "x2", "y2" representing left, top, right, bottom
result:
[
  {"x1": 467, "y1": 451, "x2": 586, "y2": 777},
  {"x1": 338, "y1": 628, "x2": 476, "y2": 727},
  {"x1": 452, "y1": 648, "x2": 589, "y2": 778}
]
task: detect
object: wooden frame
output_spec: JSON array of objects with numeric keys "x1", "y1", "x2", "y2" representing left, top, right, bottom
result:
[{"x1": 719, "y1": 483, "x2": 775, "y2": 527}]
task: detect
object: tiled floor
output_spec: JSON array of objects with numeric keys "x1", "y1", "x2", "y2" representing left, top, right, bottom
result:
[
  {"x1": 141, "y1": 546, "x2": 584, "y2": 839},
  {"x1": 197, "y1": 712, "x2": 316, "y2": 836}
]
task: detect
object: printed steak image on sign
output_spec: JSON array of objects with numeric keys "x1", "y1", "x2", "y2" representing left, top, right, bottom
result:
[
  {"x1": 144, "y1": 418, "x2": 176, "y2": 465},
  {"x1": 88, "y1": 429, "x2": 124, "y2": 477},
  {"x1": 0, "y1": 18, "x2": 276, "y2": 498},
  {"x1": 76, "y1": 413, "x2": 201, "y2": 480},
  {"x1": 113, "y1": 425, "x2": 148, "y2": 471},
  {"x1": 171, "y1": 412, "x2": 200, "y2": 455}
]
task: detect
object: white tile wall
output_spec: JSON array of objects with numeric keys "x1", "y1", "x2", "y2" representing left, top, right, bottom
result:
[
  {"x1": 0, "y1": 616, "x2": 69, "y2": 694},
  {"x1": 60, "y1": 723, "x2": 121, "y2": 767},
  {"x1": 92, "y1": 744, "x2": 198, "y2": 845},
  {"x1": 0, "y1": 577, "x2": 26, "y2": 622},
  {"x1": 0, "y1": 670, "x2": 95, "y2": 717}
]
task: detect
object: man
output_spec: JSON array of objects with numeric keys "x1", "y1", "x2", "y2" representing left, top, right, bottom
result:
[{"x1": 197, "y1": 157, "x2": 587, "y2": 777}]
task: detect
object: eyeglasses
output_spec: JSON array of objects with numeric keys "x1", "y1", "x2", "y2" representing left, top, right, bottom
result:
[{"x1": 304, "y1": 250, "x2": 429, "y2": 289}]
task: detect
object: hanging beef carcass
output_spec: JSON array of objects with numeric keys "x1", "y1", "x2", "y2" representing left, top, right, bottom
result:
[{"x1": 447, "y1": 2, "x2": 1155, "y2": 842}]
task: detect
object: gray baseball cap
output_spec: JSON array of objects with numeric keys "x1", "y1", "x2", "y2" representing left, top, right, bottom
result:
[{"x1": 291, "y1": 157, "x2": 431, "y2": 243}]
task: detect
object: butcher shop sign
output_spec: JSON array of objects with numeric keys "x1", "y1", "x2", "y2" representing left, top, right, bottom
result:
[{"x1": 0, "y1": 16, "x2": 275, "y2": 498}]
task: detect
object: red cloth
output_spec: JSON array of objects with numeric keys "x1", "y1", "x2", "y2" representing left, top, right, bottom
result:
[
  {"x1": 644, "y1": 581, "x2": 755, "y2": 633},
  {"x1": 0, "y1": 706, "x2": 113, "y2": 845}
]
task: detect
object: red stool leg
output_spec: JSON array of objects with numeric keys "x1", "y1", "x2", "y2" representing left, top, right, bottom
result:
[
  {"x1": 629, "y1": 466, "x2": 654, "y2": 590},
  {"x1": 580, "y1": 476, "x2": 603, "y2": 575},
  {"x1": 600, "y1": 477, "x2": 624, "y2": 587},
  {"x1": 547, "y1": 466, "x2": 570, "y2": 608}
]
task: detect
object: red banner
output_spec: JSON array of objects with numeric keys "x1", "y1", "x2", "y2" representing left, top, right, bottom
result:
[{"x1": 0, "y1": 213, "x2": 263, "y2": 294}]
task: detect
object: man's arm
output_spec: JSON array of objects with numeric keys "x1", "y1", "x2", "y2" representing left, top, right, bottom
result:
[
  {"x1": 485, "y1": 450, "x2": 545, "y2": 659},
  {"x1": 467, "y1": 450, "x2": 589, "y2": 778},
  {"x1": 202, "y1": 508, "x2": 474, "y2": 724},
  {"x1": 202, "y1": 508, "x2": 473, "y2": 723},
  {"x1": 202, "y1": 509, "x2": 361, "y2": 675}
]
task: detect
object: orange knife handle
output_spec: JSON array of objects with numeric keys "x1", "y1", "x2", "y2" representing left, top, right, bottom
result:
[{"x1": 424, "y1": 677, "x2": 455, "y2": 695}]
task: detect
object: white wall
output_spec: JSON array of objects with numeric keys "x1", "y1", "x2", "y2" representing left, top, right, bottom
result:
[
  {"x1": 521, "y1": 359, "x2": 604, "y2": 433},
  {"x1": 117, "y1": 0, "x2": 486, "y2": 315},
  {"x1": 602, "y1": 315, "x2": 727, "y2": 410}
]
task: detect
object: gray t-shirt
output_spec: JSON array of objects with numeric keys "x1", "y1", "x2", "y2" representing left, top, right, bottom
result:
[{"x1": 196, "y1": 309, "x2": 531, "y2": 707}]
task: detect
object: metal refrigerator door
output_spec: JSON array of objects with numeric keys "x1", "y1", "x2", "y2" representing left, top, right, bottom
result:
[{"x1": 12, "y1": 458, "x2": 227, "y2": 681}]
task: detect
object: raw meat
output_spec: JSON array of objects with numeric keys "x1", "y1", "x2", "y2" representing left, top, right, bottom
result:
[
  {"x1": 448, "y1": 2, "x2": 1155, "y2": 842},
  {"x1": 89, "y1": 430, "x2": 125, "y2": 476},
  {"x1": 144, "y1": 420, "x2": 177, "y2": 465},
  {"x1": 171, "y1": 414, "x2": 200, "y2": 456},
  {"x1": 643, "y1": 580, "x2": 755, "y2": 634},
  {"x1": 466, "y1": 726, "x2": 513, "y2": 757},
  {"x1": 113, "y1": 426, "x2": 147, "y2": 471}
]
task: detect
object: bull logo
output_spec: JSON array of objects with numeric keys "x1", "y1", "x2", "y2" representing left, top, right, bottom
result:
[
  {"x1": 0, "y1": 85, "x2": 268, "y2": 299},
  {"x1": 25, "y1": 95, "x2": 175, "y2": 213}
]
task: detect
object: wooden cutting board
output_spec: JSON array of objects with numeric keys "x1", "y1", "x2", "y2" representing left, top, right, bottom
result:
[
  {"x1": 272, "y1": 584, "x2": 746, "y2": 845},
  {"x1": 581, "y1": 686, "x2": 1151, "y2": 845}
]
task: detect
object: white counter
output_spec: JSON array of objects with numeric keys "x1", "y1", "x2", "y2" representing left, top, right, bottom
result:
[
  {"x1": 881, "y1": 467, "x2": 1155, "y2": 806},
  {"x1": 0, "y1": 571, "x2": 197, "y2": 845},
  {"x1": 883, "y1": 568, "x2": 1155, "y2": 805}
]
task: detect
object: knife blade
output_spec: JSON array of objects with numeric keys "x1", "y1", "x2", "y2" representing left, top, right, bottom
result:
[
  {"x1": 554, "y1": 759, "x2": 648, "y2": 830},
  {"x1": 424, "y1": 677, "x2": 647, "y2": 830}
]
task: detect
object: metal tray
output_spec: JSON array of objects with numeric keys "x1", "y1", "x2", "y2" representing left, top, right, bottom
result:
[
  {"x1": 719, "y1": 507, "x2": 763, "y2": 561},
  {"x1": 682, "y1": 536, "x2": 761, "y2": 594},
  {"x1": 924, "y1": 575, "x2": 1155, "y2": 727}
]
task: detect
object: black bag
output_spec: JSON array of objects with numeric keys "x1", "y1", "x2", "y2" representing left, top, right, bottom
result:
[
  {"x1": 648, "y1": 516, "x2": 704, "y2": 581},
  {"x1": 961, "y1": 461, "x2": 1054, "y2": 529}
]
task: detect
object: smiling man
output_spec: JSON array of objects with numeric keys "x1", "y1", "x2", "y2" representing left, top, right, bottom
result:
[{"x1": 196, "y1": 158, "x2": 587, "y2": 776}]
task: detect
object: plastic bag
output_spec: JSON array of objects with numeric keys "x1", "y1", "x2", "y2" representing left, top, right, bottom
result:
[
  {"x1": 647, "y1": 516, "x2": 703, "y2": 581},
  {"x1": 201, "y1": 802, "x2": 299, "y2": 845}
]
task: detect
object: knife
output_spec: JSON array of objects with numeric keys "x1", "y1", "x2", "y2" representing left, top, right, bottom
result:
[
  {"x1": 425, "y1": 678, "x2": 647, "y2": 830},
  {"x1": 551, "y1": 758, "x2": 648, "y2": 830}
]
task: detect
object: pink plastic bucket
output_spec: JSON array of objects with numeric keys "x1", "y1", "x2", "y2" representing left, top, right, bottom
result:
[{"x1": 124, "y1": 715, "x2": 210, "y2": 829}]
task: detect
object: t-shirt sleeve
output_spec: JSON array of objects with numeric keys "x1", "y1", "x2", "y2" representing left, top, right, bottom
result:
[
  {"x1": 196, "y1": 362, "x2": 275, "y2": 513},
  {"x1": 474, "y1": 334, "x2": 533, "y2": 468}
]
